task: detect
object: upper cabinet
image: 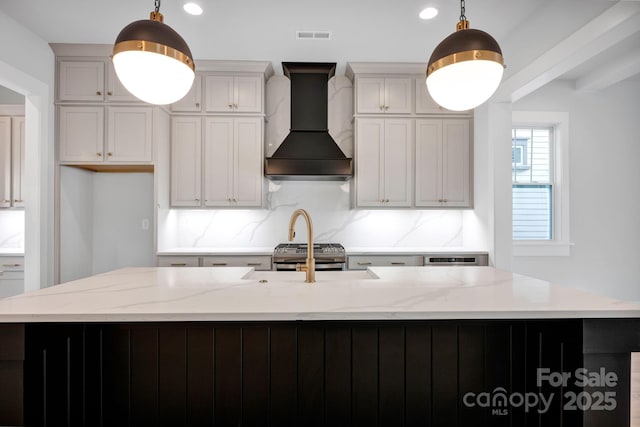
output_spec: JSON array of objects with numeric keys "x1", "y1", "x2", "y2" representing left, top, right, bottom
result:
[
  {"x1": 0, "y1": 116, "x2": 25, "y2": 209},
  {"x1": 415, "y1": 77, "x2": 471, "y2": 115},
  {"x1": 355, "y1": 118, "x2": 412, "y2": 207},
  {"x1": 415, "y1": 119, "x2": 471, "y2": 208},
  {"x1": 171, "y1": 74, "x2": 203, "y2": 112},
  {"x1": 58, "y1": 59, "x2": 138, "y2": 103},
  {"x1": 59, "y1": 106, "x2": 153, "y2": 163},
  {"x1": 205, "y1": 75, "x2": 263, "y2": 113},
  {"x1": 355, "y1": 77, "x2": 412, "y2": 114}
]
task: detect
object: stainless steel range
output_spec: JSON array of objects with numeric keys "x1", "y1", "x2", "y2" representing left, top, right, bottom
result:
[{"x1": 273, "y1": 243, "x2": 346, "y2": 271}]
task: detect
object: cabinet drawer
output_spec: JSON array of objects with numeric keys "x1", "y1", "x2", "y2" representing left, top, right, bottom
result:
[
  {"x1": 201, "y1": 256, "x2": 272, "y2": 271},
  {"x1": 157, "y1": 256, "x2": 200, "y2": 267},
  {"x1": 0, "y1": 258, "x2": 24, "y2": 272},
  {"x1": 348, "y1": 255, "x2": 423, "y2": 270}
]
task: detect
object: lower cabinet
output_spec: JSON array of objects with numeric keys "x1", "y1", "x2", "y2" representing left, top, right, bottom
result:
[
  {"x1": 13, "y1": 319, "x2": 629, "y2": 426},
  {"x1": 157, "y1": 255, "x2": 272, "y2": 271},
  {"x1": 0, "y1": 257, "x2": 24, "y2": 298},
  {"x1": 348, "y1": 255, "x2": 423, "y2": 270},
  {"x1": 201, "y1": 255, "x2": 272, "y2": 271}
]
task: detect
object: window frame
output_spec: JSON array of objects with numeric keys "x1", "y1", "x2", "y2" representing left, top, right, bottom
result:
[{"x1": 511, "y1": 111, "x2": 571, "y2": 256}]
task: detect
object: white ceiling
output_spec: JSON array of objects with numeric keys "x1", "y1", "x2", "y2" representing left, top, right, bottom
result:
[{"x1": 1, "y1": 0, "x2": 639, "y2": 95}]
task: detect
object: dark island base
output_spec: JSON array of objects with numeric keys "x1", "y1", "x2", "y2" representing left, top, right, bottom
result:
[{"x1": 0, "y1": 319, "x2": 638, "y2": 427}]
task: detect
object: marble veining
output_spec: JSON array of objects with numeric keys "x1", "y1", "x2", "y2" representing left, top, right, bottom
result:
[
  {"x1": 1, "y1": 266, "x2": 639, "y2": 322},
  {"x1": 0, "y1": 210, "x2": 25, "y2": 251}
]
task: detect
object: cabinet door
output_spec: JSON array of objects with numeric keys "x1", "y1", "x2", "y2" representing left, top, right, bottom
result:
[
  {"x1": 204, "y1": 117, "x2": 234, "y2": 206},
  {"x1": 0, "y1": 118, "x2": 10, "y2": 208},
  {"x1": 441, "y1": 120, "x2": 470, "y2": 207},
  {"x1": 355, "y1": 118, "x2": 384, "y2": 206},
  {"x1": 106, "y1": 61, "x2": 139, "y2": 102},
  {"x1": 171, "y1": 116, "x2": 202, "y2": 207},
  {"x1": 171, "y1": 74, "x2": 202, "y2": 112},
  {"x1": 234, "y1": 117, "x2": 263, "y2": 206},
  {"x1": 415, "y1": 119, "x2": 443, "y2": 207},
  {"x1": 11, "y1": 117, "x2": 25, "y2": 208},
  {"x1": 205, "y1": 75, "x2": 235, "y2": 113},
  {"x1": 106, "y1": 107, "x2": 153, "y2": 162},
  {"x1": 356, "y1": 78, "x2": 385, "y2": 114},
  {"x1": 383, "y1": 119, "x2": 412, "y2": 206},
  {"x1": 384, "y1": 78, "x2": 412, "y2": 114},
  {"x1": 58, "y1": 60, "x2": 105, "y2": 101},
  {"x1": 59, "y1": 106, "x2": 104, "y2": 162},
  {"x1": 234, "y1": 76, "x2": 262, "y2": 113}
]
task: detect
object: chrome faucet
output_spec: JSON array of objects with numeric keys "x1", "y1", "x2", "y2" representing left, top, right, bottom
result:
[{"x1": 288, "y1": 209, "x2": 315, "y2": 283}]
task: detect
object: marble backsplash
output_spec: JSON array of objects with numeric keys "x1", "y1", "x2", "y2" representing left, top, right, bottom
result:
[
  {"x1": 159, "y1": 181, "x2": 475, "y2": 251},
  {"x1": 0, "y1": 210, "x2": 25, "y2": 251}
]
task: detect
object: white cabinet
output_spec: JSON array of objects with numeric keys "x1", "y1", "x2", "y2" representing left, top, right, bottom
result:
[
  {"x1": 171, "y1": 74, "x2": 203, "y2": 112},
  {"x1": 204, "y1": 117, "x2": 263, "y2": 207},
  {"x1": 348, "y1": 255, "x2": 423, "y2": 270},
  {"x1": 59, "y1": 106, "x2": 153, "y2": 163},
  {"x1": 201, "y1": 255, "x2": 272, "y2": 270},
  {"x1": 171, "y1": 116, "x2": 263, "y2": 208},
  {"x1": 0, "y1": 256, "x2": 24, "y2": 298},
  {"x1": 157, "y1": 256, "x2": 200, "y2": 267},
  {"x1": 205, "y1": 75, "x2": 262, "y2": 113},
  {"x1": 415, "y1": 119, "x2": 471, "y2": 207},
  {"x1": 415, "y1": 78, "x2": 471, "y2": 115},
  {"x1": 355, "y1": 77, "x2": 412, "y2": 114},
  {"x1": 171, "y1": 116, "x2": 202, "y2": 207},
  {"x1": 355, "y1": 118, "x2": 412, "y2": 207},
  {"x1": 0, "y1": 117, "x2": 25, "y2": 208},
  {"x1": 58, "y1": 59, "x2": 138, "y2": 102}
]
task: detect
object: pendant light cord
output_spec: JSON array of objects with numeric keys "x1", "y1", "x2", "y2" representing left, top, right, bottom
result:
[
  {"x1": 459, "y1": 0, "x2": 467, "y2": 22},
  {"x1": 155, "y1": 0, "x2": 161, "y2": 13}
]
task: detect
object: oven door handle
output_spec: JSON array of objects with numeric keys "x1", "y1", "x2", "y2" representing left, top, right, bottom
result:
[{"x1": 274, "y1": 262, "x2": 345, "y2": 271}]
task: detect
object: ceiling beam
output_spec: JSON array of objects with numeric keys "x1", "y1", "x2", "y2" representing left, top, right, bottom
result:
[
  {"x1": 575, "y1": 48, "x2": 640, "y2": 91},
  {"x1": 498, "y1": 1, "x2": 640, "y2": 102}
]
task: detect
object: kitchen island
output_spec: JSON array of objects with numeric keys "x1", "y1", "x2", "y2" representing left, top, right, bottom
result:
[{"x1": 0, "y1": 266, "x2": 638, "y2": 426}]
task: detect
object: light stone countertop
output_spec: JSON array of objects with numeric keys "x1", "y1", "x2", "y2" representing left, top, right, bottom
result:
[{"x1": 0, "y1": 266, "x2": 638, "y2": 322}]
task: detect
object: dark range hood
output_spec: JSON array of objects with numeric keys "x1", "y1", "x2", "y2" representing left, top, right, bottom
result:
[{"x1": 265, "y1": 62, "x2": 353, "y2": 181}]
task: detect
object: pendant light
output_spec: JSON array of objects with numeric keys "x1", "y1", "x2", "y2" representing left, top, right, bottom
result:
[
  {"x1": 113, "y1": 0, "x2": 195, "y2": 105},
  {"x1": 426, "y1": 0, "x2": 504, "y2": 111}
]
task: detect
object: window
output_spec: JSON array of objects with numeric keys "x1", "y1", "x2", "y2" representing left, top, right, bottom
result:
[
  {"x1": 512, "y1": 127, "x2": 553, "y2": 240},
  {"x1": 512, "y1": 111, "x2": 570, "y2": 256}
]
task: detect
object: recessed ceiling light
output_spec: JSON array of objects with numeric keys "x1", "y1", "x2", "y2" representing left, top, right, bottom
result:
[
  {"x1": 183, "y1": 2, "x2": 203, "y2": 15},
  {"x1": 419, "y1": 7, "x2": 438, "y2": 20}
]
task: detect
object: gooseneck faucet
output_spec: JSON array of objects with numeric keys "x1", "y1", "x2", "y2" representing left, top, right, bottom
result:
[{"x1": 288, "y1": 209, "x2": 315, "y2": 283}]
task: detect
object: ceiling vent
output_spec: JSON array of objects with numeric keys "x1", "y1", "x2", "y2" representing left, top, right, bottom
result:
[{"x1": 296, "y1": 30, "x2": 332, "y2": 40}]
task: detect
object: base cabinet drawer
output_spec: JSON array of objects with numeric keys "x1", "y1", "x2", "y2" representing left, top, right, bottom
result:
[
  {"x1": 201, "y1": 256, "x2": 272, "y2": 271},
  {"x1": 348, "y1": 255, "x2": 423, "y2": 270},
  {"x1": 157, "y1": 256, "x2": 200, "y2": 267}
]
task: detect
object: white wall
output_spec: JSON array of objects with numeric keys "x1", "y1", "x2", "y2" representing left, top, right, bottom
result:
[
  {"x1": 60, "y1": 167, "x2": 155, "y2": 282},
  {"x1": 0, "y1": 9, "x2": 55, "y2": 290},
  {"x1": 511, "y1": 79, "x2": 640, "y2": 302}
]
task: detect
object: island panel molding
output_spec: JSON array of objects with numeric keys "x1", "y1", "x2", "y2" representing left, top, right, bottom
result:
[{"x1": 0, "y1": 319, "x2": 636, "y2": 426}]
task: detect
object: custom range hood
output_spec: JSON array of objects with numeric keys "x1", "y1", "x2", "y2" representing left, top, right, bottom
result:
[{"x1": 265, "y1": 62, "x2": 353, "y2": 180}]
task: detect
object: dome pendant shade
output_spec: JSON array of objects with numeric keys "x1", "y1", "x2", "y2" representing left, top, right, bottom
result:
[
  {"x1": 426, "y1": 23, "x2": 504, "y2": 111},
  {"x1": 113, "y1": 12, "x2": 195, "y2": 105}
]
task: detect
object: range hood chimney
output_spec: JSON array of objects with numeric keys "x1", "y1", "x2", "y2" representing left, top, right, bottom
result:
[{"x1": 265, "y1": 62, "x2": 353, "y2": 181}]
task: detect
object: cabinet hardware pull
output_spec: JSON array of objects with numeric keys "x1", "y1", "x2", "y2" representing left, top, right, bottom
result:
[
  {"x1": 211, "y1": 263, "x2": 227, "y2": 266},
  {"x1": 228, "y1": 104, "x2": 234, "y2": 109},
  {"x1": 2, "y1": 264, "x2": 21, "y2": 267},
  {"x1": 170, "y1": 263, "x2": 187, "y2": 267},
  {"x1": 107, "y1": 91, "x2": 113, "y2": 96},
  {"x1": 96, "y1": 91, "x2": 102, "y2": 96},
  {"x1": 108, "y1": 152, "x2": 113, "y2": 156},
  {"x1": 357, "y1": 262, "x2": 372, "y2": 265},
  {"x1": 97, "y1": 152, "x2": 102, "y2": 157},
  {"x1": 247, "y1": 263, "x2": 262, "y2": 266},
  {"x1": 391, "y1": 262, "x2": 406, "y2": 265},
  {"x1": 379, "y1": 105, "x2": 384, "y2": 111},
  {"x1": 1, "y1": 200, "x2": 9, "y2": 203},
  {"x1": 196, "y1": 103, "x2": 200, "y2": 107},
  {"x1": 195, "y1": 198, "x2": 200, "y2": 202},
  {"x1": 385, "y1": 105, "x2": 389, "y2": 110},
  {"x1": 443, "y1": 199, "x2": 448, "y2": 203}
]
